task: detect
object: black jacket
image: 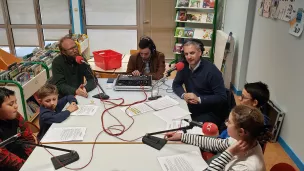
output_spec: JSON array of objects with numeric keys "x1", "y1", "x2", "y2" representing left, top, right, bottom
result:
[{"x1": 51, "y1": 55, "x2": 96, "y2": 97}]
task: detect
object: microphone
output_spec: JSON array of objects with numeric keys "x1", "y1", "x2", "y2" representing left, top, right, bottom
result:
[
  {"x1": 75, "y1": 56, "x2": 89, "y2": 65},
  {"x1": 0, "y1": 133, "x2": 21, "y2": 148},
  {"x1": 75, "y1": 56, "x2": 110, "y2": 100},
  {"x1": 166, "y1": 62, "x2": 184, "y2": 76},
  {"x1": 202, "y1": 122, "x2": 219, "y2": 137},
  {"x1": 183, "y1": 119, "x2": 203, "y2": 128}
]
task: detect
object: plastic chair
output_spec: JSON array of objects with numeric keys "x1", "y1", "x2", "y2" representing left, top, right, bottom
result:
[{"x1": 270, "y1": 163, "x2": 296, "y2": 171}]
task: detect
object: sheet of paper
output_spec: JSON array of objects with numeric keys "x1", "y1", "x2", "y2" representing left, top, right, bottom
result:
[
  {"x1": 153, "y1": 106, "x2": 191, "y2": 123},
  {"x1": 120, "y1": 103, "x2": 154, "y2": 116},
  {"x1": 42, "y1": 127, "x2": 86, "y2": 142},
  {"x1": 145, "y1": 95, "x2": 179, "y2": 111},
  {"x1": 166, "y1": 120, "x2": 203, "y2": 135},
  {"x1": 71, "y1": 105, "x2": 98, "y2": 116},
  {"x1": 157, "y1": 151, "x2": 208, "y2": 171}
]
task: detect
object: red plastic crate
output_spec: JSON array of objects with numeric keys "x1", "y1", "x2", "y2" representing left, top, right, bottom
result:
[{"x1": 93, "y1": 50, "x2": 122, "y2": 70}]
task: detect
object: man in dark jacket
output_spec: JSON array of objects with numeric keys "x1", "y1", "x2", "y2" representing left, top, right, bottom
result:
[
  {"x1": 172, "y1": 40, "x2": 227, "y2": 126},
  {"x1": 52, "y1": 36, "x2": 96, "y2": 97}
]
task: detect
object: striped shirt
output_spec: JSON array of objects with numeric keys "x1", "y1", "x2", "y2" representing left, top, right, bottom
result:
[{"x1": 181, "y1": 134, "x2": 266, "y2": 171}]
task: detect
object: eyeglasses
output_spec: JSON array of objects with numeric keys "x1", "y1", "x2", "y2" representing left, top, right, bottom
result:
[{"x1": 240, "y1": 94, "x2": 252, "y2": 101}]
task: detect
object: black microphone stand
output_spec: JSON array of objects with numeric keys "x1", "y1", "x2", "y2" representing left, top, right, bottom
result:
[
  {"x1": 142, "y1": 123, "x2": 195, "y2": 150},
  {"x1": 16, "y1": 140, "x2": 79, "y2": 170},
  {"x1": 148, "y1": 72, "x2": 171, "y2": 101},
  {"x1": 86, "y1": 66, "x2": 110, "y2": 100}
]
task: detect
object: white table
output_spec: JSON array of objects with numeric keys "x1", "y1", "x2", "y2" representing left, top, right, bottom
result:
[
  {"x1": 20, "y1": 144, "x2": 201, "y2": 171},
  {"x1": 41, "y1": 79, "x2": 191, "y2": 143}
]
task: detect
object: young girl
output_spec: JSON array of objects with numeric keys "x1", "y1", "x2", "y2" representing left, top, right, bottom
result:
[{"x1": 165, "y1": 105, "x2": 271, "y2": 171}]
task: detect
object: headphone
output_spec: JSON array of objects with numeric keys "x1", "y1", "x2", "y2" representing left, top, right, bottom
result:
[
  {"x1": 179, "y1": 39, "x2": 205, "y2": 62},
  {"x1": 139, "y1": 36, "x2": 156, "y2": 55}
]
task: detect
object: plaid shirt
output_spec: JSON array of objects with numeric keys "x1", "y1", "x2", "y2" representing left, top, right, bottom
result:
[{"x1": 0, "y1": 113, "x2": 35, "y2": 170}]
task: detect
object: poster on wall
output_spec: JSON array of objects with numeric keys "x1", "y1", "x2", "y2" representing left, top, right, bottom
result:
[
  {"x1": 289, "y1": 8, "x2": 303, "y2": 37},
  {"x1": 263, "y1": 0, "x2": 272, "y2": 17},
  {"x1": 270, "y1": 0, "x2": 280, "y2": 18},
  {"x1": 258, "y1": 0, "x2": 265, "y2": 16},
  {"x1": 282, "y1": 0, "x2": 297, "y2": 21},
  {"x1": 276, "y1": 0, "x2": 288, "y2": 19}
]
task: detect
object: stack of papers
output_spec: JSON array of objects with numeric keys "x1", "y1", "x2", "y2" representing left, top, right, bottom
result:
[
  {"x1": 166, "y1": 120, "x2": 203, "y2": 135},
  {"x1": 71, "y1": 105, "x2": 99, "y2": 116},
  {"x1": 120, "y1": 103, "x2": 154, "y2": 116},
  {"x1": 41, "y1": 127, "x2": 87, "y2": 143},
  {"x1": 157, "y1": 151, "x2": 208, "y2": 171},
  {"x1": 145, "y1": 95, "x2": 179, "y2": 111},
  {"x1": 153, "y1": 106, "x2": 191, "y2": 123}
]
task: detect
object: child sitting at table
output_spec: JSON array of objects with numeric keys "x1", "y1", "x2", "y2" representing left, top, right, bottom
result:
[
  {"x1": 219, "y1": 81, "x2": 270, "y2": 139},
  {"x1": 0, "y1": 87, "x2": 35, "y2": 171},
  {"x1": 37, "y1": 84, "x2": 78, "y2": 141},
  {"x1": 165, "y1": 105, "x2": 271, "y2": 171}
]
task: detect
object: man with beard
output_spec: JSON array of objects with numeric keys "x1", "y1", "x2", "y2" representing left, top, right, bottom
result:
[{"x1": 52, "y1": 36, "x2": 96, "y2": 98}]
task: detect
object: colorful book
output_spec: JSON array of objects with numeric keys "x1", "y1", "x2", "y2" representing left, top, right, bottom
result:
[
  {"x1": 203, "y1": 46, "x2": 211, "y2": 57},
  {"x1": 176, "y1": 10, "x2": 187, "y2": 21},
  {"x1": 177, "y1": 0, "x2": 190, "y2": 7},
  {"x1": 184, "y1": 28, "x2": 194, "y2": 38},
  {"x1": 190, "y1": 0, "x2": 202, "y2": 8},
  {"x1": 174, "y1": 43, "x2": 183, "y2": 53},
  {"x1": 186, "y1": 12, "x2": 206, "y2": 22},
  {"x1": 175, "y1": 27, "x2": 185, "y2": 37},
  {"x1": 202, "y1": 0, "x2": 215, "y2": 8},
  {"x1": 206, "y1": 13, "x2": 214, "y2": 23}
]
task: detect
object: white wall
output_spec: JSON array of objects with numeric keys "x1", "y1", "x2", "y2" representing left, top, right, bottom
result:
[
  {"x1": 247, "y1": 1, "x2": 304, "y2": 161},
  {"x1": 223, "y1": 0, "x2": 256, "y2": 91}
]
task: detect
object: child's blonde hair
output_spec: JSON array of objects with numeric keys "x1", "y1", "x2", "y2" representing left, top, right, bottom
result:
[{"x1": 37, "y1": 84, "x2": 58, "y2": 99}]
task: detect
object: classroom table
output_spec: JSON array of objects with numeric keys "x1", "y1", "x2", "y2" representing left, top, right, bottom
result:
[
  {"x1": 20, "y1": 144, "x2": 202, "y2": 171},
  {"x1": 41, "y1": 78, "x2": 191, "y2": 144}
]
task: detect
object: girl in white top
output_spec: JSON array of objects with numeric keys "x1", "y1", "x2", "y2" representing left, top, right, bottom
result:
[{"x1": 165, "y1": 105, "x2": 271, "y2": 171}]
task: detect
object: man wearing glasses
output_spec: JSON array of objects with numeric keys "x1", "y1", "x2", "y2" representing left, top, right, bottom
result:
[
  {"x1": 51, "y1": 37, "x2": 96, "y2": 98},
  {"x1": 172, "y1": 39, "x2": 227, "y2": 127}
]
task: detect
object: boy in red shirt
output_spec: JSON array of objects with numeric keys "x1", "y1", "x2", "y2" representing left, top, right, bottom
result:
[{"x1": 0, "y1": 87, "x2": 35, "y2": 171}]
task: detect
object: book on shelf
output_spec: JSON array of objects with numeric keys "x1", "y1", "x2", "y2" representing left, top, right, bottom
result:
[
  {"x1": 175, "y1": 27, "x2": 185, "y2": 37},
  {"x1": 177, "y1": 0, "x2": 214, "y2": 8},
  {"x1": 176, "y1": 10, "x2": 187, "y2": 21},
  {"x1": 175, "y1": 27, "x2": 213, "y2": 40},
  {"x1": 184, "y1": 28, "x2": 195, "y2": 38},
  {"x1": 203, "y1": 46, "x2": 211, "y2": 57},
  {"x1": 174, "y1": 43, "x2": 183, "y2": 53},
  {"x1": 202, "y1": 0, "x2": 215, "y2": 8},
  {"x1": 177, "y1": 0, "x2": 190, "y2": 7},
  {"x1": 176, "y1": 11, "x2": 214, "y2": 23}
]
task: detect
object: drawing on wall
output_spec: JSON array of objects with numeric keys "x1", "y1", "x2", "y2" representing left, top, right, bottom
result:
[
  {"x1": 270, "y1": 0, "x2": 280, "y2": 18},
  {"x1": 289, "y1": 8, "x2": 303, "y2": 37},
  {"x1": 258, "y1": 0, "x2": 265, "y2": 16},
  {"x1": 263, "y1": 0, "x2": 272, "y2": 17},
  {"x1": 276, "y1": 0, "x2": 288, "y2": 19},
  {"x1": 282, "y1": 0, "x2": 297, "y2": 21}
]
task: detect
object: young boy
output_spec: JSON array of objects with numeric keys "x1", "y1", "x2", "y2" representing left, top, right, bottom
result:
[
  {"x1": 37, "y1": 84, "x2": 78, "y2": 141},
  {"x1": 0, "y1": 87, "x2": 35, "y2": 171},
  {"x1": 219, "y1": 82, "x2": 270, "y2": 139}
]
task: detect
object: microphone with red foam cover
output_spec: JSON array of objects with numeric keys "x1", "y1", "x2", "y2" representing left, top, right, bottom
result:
[
  {"x1": 75, "y1": 56, "x2": 89, "y2": 65},
  {"x1": 166, "y1": 62, "x2": 184, "y2": 76},
  {"x1": 202, "y1": 122, "x2": 219, "y2": 137}
]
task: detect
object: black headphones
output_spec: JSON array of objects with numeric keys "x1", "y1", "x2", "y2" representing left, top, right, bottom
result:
[
  {"x1": 139, "y1": 36, "x2": 156, "y2": 55},
  {"x1": 179, "y1": 39, "x2": 205, "y2": 62}
]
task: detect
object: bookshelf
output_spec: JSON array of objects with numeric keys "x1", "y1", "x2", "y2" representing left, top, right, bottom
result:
[
  {"x1": 0, "y1": 62, "x2": 50, "y2": 122},
  {"x1": 172, "y1": 0, "x2": 218, "y2": 64}
]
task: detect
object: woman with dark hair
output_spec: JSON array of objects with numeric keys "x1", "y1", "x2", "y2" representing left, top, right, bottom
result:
[
  {"x1": 165, "y1": 105, "x2": 272, "y2": 171},
  {"x1": 126, "y1": 36, "x2": 165, "y2": 80}
]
